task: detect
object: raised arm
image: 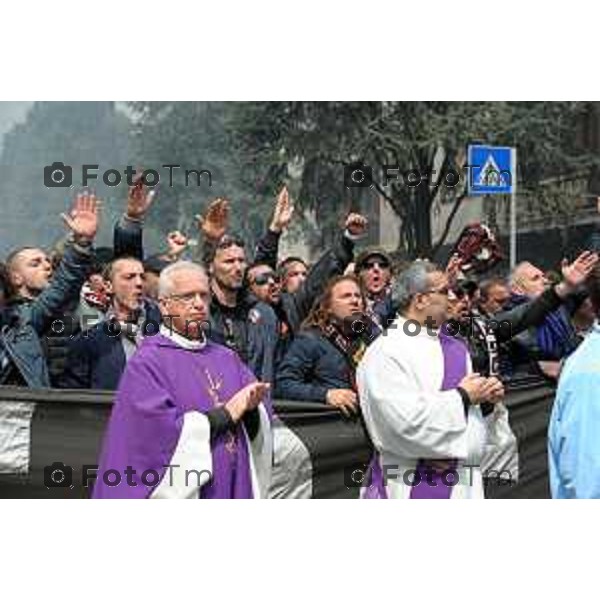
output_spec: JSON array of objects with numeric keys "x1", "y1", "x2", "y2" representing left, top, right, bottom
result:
[
  {"x1": 30, "y1": 193, "x2": 99, "y2": 333},
  {"x1": 193, "y1": 197, "x2": 230, "y2": 267},
  {"x1": 253, "y1": 185, "x2": 294, "y2": 269},
  {"x1": 494, "y1": 251, "x2": 598, "y2": 342},
  {"x1": 290, "y1": 213, "x2": 368, "y2": 325},
  {"x1": 113, "y1": 175, "x2": 156, "y2": 260}
]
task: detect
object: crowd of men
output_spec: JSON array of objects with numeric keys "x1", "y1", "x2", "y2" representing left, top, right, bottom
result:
[{"x1": 1, "y1": 178, "x2": 599, "y2": 499}]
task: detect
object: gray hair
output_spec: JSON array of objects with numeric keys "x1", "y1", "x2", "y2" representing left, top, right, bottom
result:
[
  {"x1": 508, "y1": 261, "x2": 532, "y2": 289},
  {"x1": 392, "y1": 260, "x2": 441, "y2": 312},
  {"x1": 158, "y1": 261, "x2": 208, "y2": 298}
]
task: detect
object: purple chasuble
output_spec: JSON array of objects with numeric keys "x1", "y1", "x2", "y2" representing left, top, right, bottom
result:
[{"x1": 93, "y1": 334, "x2": 268, "y2": 499}]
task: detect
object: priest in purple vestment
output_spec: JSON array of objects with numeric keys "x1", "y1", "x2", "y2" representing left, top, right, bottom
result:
[{"x1": 92, "y1": 261, "x2": 272, "y2": 499}]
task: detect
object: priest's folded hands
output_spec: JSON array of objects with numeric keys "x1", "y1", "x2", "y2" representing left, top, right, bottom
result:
[
  {"x1": 224, "y1": 382, "x2": 271, "y2": 422},
  {"x1": 457, "y1": 373, "x2": 504, "y2": 404}
]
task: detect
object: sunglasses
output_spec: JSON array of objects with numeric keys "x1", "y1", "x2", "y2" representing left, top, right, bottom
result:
[
  {"x1": 252, "y1": 272, "x2": 279, "y2": 286},
  {"x1": 362, "y1": 259, "x2": 390, "y2": 271}
]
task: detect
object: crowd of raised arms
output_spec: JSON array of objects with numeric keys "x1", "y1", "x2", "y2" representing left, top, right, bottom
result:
[{"x1": 0, "y1": 177, "x2": 598, "y2": 411}]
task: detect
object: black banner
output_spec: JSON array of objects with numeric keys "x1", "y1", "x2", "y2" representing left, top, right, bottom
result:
[{"x1": 0, "y1": 378, "x2": 555, "y2": 499}]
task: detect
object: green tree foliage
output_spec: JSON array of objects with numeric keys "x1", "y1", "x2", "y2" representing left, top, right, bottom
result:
[
  {"x1": 0, "y1": 101, "x2": 131, "y2": 255},
  {"x1": 230, "y1": 101, "x2": 598, "y2": 258},
  {"x1": 129, "y1": 102, "x2": 275, "y2": 248}
]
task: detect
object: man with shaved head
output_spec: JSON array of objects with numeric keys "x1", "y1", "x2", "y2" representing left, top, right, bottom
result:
[
  {"x1": 0, "y1": 194, "x2": 99, "y2": 387},
  {"x1": 503, "y1": 253, "x2": 598, "y2": 378}
]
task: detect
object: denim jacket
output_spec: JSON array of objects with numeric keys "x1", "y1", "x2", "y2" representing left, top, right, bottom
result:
[{"x1": 0, "y1": 241, "x2": 93, "y2": 388}]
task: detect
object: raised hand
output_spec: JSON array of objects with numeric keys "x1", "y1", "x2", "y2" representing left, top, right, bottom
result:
[
  {"x1": 270, "y1": 185, "x2": 295, "y2": 233},
  {"x1": 126, "y1": 174, "x2": 156, "y2": 220},
  {"x1": 196, "y1": 198, "x2": 230, "y2": 241},
  {"x1": 445, "y1": 254, "x2": 464, "y2": 282},
  {"x1": 166, "y1": 230, "x2": 188, "y2": 259},
  {"x1": 560, "y1": 251, "x2": 599, "y2": 289},
  {"x1": 345, "y1": 213, "x2": 368, "y2": 237},
  {"x1": 61, "y1": 192, "x2": 100, "y2": 242}
]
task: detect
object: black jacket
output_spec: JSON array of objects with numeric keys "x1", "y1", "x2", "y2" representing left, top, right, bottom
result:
[
  {"x1": 275, "y1": 329, "x2": 354, "y2": 402},
  {"x1": 498, "y1": 288, "x2": 585, "y2": 376},
  {"x1": 46, "y1": 215, "x2": 146, "y2": 385},
  {"x1": 207, "y1": 229, "x2": 357, "y2": 380},
  {"x1": 458, "y1": 285, "x2": 573, "y2": 378},
  {"x1": 58, "y1": 301, "x2": 162, "y2": 390}
]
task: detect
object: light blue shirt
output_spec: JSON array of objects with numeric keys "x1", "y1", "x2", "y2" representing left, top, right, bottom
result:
[{"x1": 548, "y1": 323, "x2": 600, "y2": 498}]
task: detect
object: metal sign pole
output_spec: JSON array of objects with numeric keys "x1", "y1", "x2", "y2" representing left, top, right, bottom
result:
[{"x1": 510, "y1": 148, "x2": 517, "y2": 270}]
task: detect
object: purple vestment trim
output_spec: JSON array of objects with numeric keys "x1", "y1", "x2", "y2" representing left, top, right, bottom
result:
[{"x1": 409, "y1": 331, "x2": 467, "y2": 499}]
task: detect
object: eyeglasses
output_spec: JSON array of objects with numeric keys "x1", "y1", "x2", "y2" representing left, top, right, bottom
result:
[
  {"x1": 252, "y1": 272, "x2": 279, "y2": 286},
  {"x1": 422, "y1": 286, "x2": 450, "y2": 297},
  {"x1": 167, "y1": 291, "x2": 207, "y2": 305}
]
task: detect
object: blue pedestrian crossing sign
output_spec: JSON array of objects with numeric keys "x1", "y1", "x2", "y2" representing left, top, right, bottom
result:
[{"x1": 467, "y1": 145, "x2": 516, "y2": 195}]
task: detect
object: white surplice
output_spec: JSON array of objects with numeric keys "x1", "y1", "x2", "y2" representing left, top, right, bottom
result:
[{"x1": 357, "y1": 316, "x2": 499, "y2": 499}]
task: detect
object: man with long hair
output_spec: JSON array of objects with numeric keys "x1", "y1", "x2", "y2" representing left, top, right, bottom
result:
[{"x1": 275, "y1": 275, "x2": 377, "y2": 415}]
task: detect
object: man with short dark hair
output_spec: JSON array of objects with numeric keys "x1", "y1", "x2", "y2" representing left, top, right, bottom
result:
[
  {"x1": 0, "y1": 194, "x2": 99, "y2": 388},
  {"x1": 197, "y1": 191, "x2": 368, "y2": 381},
  {"x1": 278, "y1": 257, "x2": 308, "y2": 294},
  {"x1": 478, "y1": 277, "x2": 510, "y2": 316},
  {"x1": 59, "y1": 256, "x2": 161, "y2": 390}
]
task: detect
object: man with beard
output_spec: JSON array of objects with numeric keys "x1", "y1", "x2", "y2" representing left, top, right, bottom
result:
[
  {"x1": 0, "y1": 194, "x2": 99, "y2": 388},
  {"x1": 275, "y1": 275, "x2": 377, "y2": 414},
  {"x1": 59, "y1": 256, "x2": 161, "y2": 390},
  {"x1": 245, "y1": 212, "x2": 369, "y2": 382},
  {"x1": 199, "y1": 190, "x2": 368, "y2": 380}
]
